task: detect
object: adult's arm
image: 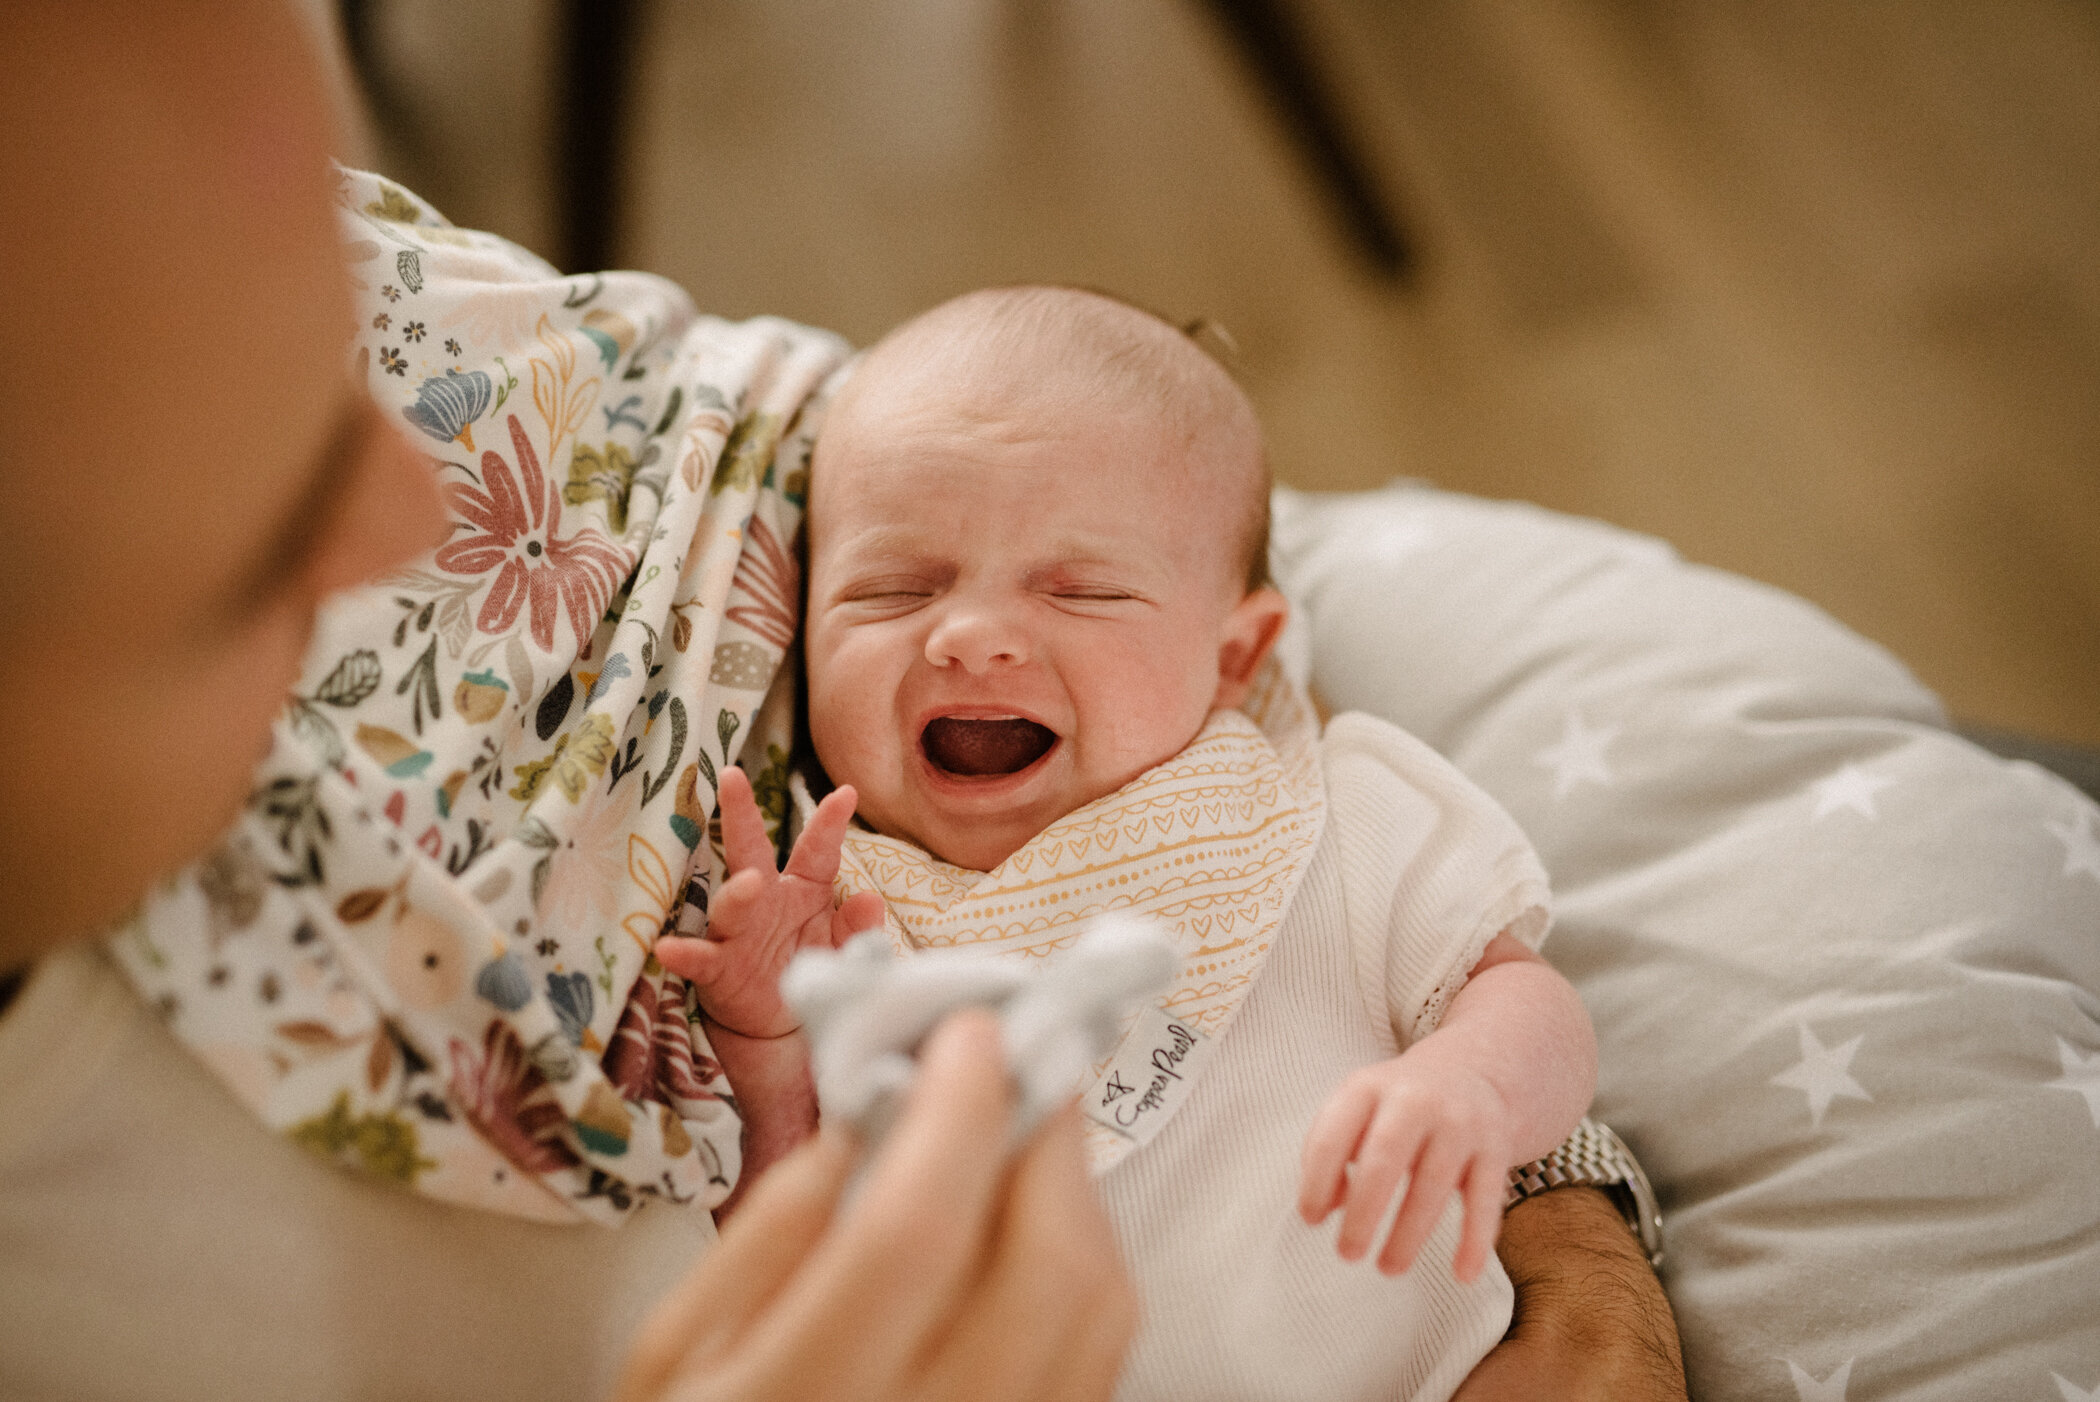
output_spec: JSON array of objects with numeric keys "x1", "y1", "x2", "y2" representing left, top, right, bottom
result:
[
  {"x1": 617, "y1": 1009, "x2": 1135, "y2": 1402},
  {"x1": 1454, "y1": 1187, "x2": 1687, "y2": 1402}
]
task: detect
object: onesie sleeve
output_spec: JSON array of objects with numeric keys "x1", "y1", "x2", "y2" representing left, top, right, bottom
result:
[{"x1": 1322, "y1": 712, "x2": 1552, "y2": 1049}]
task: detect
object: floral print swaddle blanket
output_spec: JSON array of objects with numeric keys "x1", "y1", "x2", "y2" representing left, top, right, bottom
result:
[{"x1": 108, "y1": 168, "x2": 847, "y2": 1225}]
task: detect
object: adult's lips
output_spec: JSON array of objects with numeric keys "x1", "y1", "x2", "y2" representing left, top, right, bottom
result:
[{"x1": 921, "y1": 716, "x2": 1059, "y2": 777}]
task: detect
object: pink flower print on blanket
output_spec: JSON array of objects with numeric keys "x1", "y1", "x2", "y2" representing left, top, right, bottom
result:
[
  {"x1": 724, "y1": 515, "x2": 799, "y2": 650},
  {"x1": 604, "y1": 966, "x2": 725, "y2": 1117},
  {"x1": 435, "y1": 414, "x2": 632, "y2": 652},
  {"x1": 446, "y1": 1020, "x2": 576, "y2": 1175}
]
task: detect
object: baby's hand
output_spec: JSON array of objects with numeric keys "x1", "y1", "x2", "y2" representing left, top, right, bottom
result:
[
  {"x1": 1297, "y1": 1052, "x2": 1514, "y2": 1283},
  {"x1": 654, "y1": 767, "x2": 887, "y2": 1039}
]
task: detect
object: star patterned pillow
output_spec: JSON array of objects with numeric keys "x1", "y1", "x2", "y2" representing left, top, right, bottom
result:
[{"x1": 1272, "y1": 483, "x2": 2100, "y2": 1402}]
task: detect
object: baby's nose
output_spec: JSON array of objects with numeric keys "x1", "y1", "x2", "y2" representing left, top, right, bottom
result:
[{"x1": 924, "y1": 603, "x2": 1029, "y2": 672}]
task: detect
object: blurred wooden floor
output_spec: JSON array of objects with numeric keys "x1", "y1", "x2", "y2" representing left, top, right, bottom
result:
[{"x1": 351, "y1": 0, "x2": 2100, "y2": 745}]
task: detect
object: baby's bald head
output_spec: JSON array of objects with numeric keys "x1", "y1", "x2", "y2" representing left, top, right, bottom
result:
[
  {"x1": 804, "y1": 287, "x2": 1291, "y2": 868},
  {"x1": 822, "y1": 286, "x2": 1271, "y2": 592}
]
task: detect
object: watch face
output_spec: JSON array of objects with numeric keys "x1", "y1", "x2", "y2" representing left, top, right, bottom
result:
[
  {"x1": 1507, "y1": 1120, "x2": 1665, "y2": 1269},
  {"x1": 1597, "y1": 1124, "x2": 1666, "y2": 1268}
]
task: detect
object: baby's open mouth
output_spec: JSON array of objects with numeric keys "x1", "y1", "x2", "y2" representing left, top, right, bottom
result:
[{"x1": 921, "y1": 716, "x2": 1058, "y2": 777}]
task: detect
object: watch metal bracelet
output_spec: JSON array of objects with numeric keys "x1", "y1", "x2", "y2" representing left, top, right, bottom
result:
[{"x1": 1505, "y1": 1117, "x2": 1665, "y2": 1269}]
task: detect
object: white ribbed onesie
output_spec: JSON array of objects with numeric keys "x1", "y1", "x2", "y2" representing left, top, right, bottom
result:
[{"x1": 1098, "y1": 711, "x2": 1552, "y2": 1402}]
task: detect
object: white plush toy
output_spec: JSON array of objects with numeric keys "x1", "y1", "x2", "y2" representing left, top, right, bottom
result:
[{"x1": 781, "y1": 915, "x2": 1177, "y2": 1148}]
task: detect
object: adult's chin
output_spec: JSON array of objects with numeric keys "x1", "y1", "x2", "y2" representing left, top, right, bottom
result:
[{"x1": 0, "y1": 624, "x2": 297, "y2": 963}]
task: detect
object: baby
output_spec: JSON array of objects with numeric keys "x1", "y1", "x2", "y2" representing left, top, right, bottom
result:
[{"x1": 657, "y1": 287, "x2": 1596, "y2": 1402}]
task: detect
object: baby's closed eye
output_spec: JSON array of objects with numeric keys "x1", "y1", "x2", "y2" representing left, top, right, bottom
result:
[{"x1": 835, "y1": 576, "x2": 940, "y2": 610}]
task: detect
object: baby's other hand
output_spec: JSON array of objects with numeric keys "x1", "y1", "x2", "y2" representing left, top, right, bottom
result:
[
  {"x1": 1296, "y1": 1052, "x2": 1514, "y2": 1284},
  {"x1": 654, "y1": 767, "x2": 886, "y2": 1039}
]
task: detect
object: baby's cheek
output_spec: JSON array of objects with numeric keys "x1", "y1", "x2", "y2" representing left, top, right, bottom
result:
[
  {"x1": 1110, "y1": 643, "x2": 1215, "y2": 732},
  {"x1": 809, "y1": 630, "x2": 914, "y2": 771}
]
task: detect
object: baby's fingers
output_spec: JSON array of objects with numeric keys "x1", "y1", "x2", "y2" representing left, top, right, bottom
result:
[
  {"x1": 718, "y1": 767, "x2": 777, "y2": 877},
  {"x1": 1450, "y1": 1157, "x2": 1505, "y2": 1284},
  {"x1": 1298, "y1": 1080, "x2": 1376, "y2": 1224},
  {"x1": 832, "y1": 889, "x2": 887, "y2": 945},
  {"x1": 705, "y1": 866, "x2": 771, "y2": 931},
  {"x1": 1374, "y1": 1136, "x2": 1463, "y2": 1276},
  {"x1": 1336, "y1": 1111, "x2": 1424, "y2": 1262},
  {"x1": 653, "y1": 932, "x2": 725, "y2": 985},
  {"x1": 785, "y1": 784, "x2": 859, "y2": 885}
]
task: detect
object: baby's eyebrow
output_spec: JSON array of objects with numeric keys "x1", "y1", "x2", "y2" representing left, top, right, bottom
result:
[
  {"x1": 819, "y1": 533, "x2": 944, "y2": 581},
  {"x1": 1022, "y1": 533, "x2": 1166, "y2": 574},
  {"x1": 817, "y1": 527, "x2": 1165, "y2": 586},
  {"x1": 1019, "y1": 553, "x2": 1137, "y2": 583},
  {"x1": 825, "y1": 524, "x2": 927, "y2": 558}
]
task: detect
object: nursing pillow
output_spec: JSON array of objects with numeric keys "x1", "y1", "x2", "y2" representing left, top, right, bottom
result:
[{"x1": 1272, "y1": 483, "x2": 2100, "y2": 1402}]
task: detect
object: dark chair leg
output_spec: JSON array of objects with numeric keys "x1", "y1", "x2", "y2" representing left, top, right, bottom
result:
[
  {"x1": 338, "y1": 0, "x2": 427, "y2": 165},
  {"x1": 559, "y1": 0, "x2": 642, "y2": 274},
  {"x1": 1194, "y1": 0, "x2": 1415, "y2": 282}
]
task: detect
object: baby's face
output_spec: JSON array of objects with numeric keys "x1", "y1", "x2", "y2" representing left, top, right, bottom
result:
[{"x1": 806, "y1": 377, "x2": 1281, "y2": 871}]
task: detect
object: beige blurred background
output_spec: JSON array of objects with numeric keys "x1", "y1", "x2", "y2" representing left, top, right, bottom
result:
[{"x1": 328, "y1": 0, "x2": 2099, "y2": 748}]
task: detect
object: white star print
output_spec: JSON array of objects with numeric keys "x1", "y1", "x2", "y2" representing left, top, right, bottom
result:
[
  {"x1": 1533, "y1": 712, "x2": 1618, "y2": 799},
  {"x1": 2055, "y1": 1375, "x2": 2100, "y2": 1402},
  {"x1": 1770, "y1": 1023, "x2": 1872, "y2": 1128},
  {"x1": 2044, "y1": 807, "x2": 2100, "y2": 884},
  {"x1": 2048, "y1": 1038, "x2": 2100, "y2": 1129},
  {"x1": 1784, "y1": 1358, "x2": 1852, "y2": 1401},
  {"x1": 1810, "y1": 764, "x2": 1895, "y2": 821}
]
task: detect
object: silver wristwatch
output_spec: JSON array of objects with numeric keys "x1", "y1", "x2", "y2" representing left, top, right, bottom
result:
[{"x1": 1505, "y1": 1117, "x2": 1664, "y2": 1269}]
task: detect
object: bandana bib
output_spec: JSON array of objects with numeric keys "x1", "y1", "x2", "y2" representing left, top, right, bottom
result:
[{"x1": 834, "y1": 663, "x2": 1326, "y2": 1171}]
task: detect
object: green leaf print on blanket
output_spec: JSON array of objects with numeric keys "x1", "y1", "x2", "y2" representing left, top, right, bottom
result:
[
  {"x1": 508, "y1": 713, "x2": 617, "y2": 803},
  {"x1": 290, "y1": 1091, "x2": 434, "y2": 1184},
  {"x1": 565, "y1": 440, "x2": 643, "y2": 533},
  {"x1": 710, "y1": 413, "x2": 783, "y2": 495},
  {"x1": 748, "y1": 743, "x2": 793, "y2": 837},
  {"x1": 363, "y1": 183, "x2": 422, "y2": 224}
]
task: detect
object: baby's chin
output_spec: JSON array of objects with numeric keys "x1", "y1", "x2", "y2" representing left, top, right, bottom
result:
[
  {"x1": 855, "y1": 779, "x2": 1084, "y2": 871},
  {"x1": 870, "y1": 806, "x2": 1043, "y2": 873}
]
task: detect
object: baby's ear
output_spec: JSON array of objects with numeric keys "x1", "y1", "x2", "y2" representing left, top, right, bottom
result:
[{"x1": 1212, "y1": 587, "x2": 1289, "y2": 710}]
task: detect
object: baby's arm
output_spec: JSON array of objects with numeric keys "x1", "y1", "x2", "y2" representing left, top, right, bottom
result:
[
  {"x1": 1297, "y1": 932, "x2": 1596, "y2": 1283},
  {"x1": 655, "y1": 767, "x2": 886, "y2": 1208}
]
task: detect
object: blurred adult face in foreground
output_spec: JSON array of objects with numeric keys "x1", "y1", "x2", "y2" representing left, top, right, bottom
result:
[{"x1": 0, "y1": 1, "x2": 444, "y2": 967}]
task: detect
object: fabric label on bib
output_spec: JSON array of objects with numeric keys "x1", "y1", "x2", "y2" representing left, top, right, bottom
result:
[{"x1": 1082, "y1": 1004, "x2": 1209, "y2": 1147}]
